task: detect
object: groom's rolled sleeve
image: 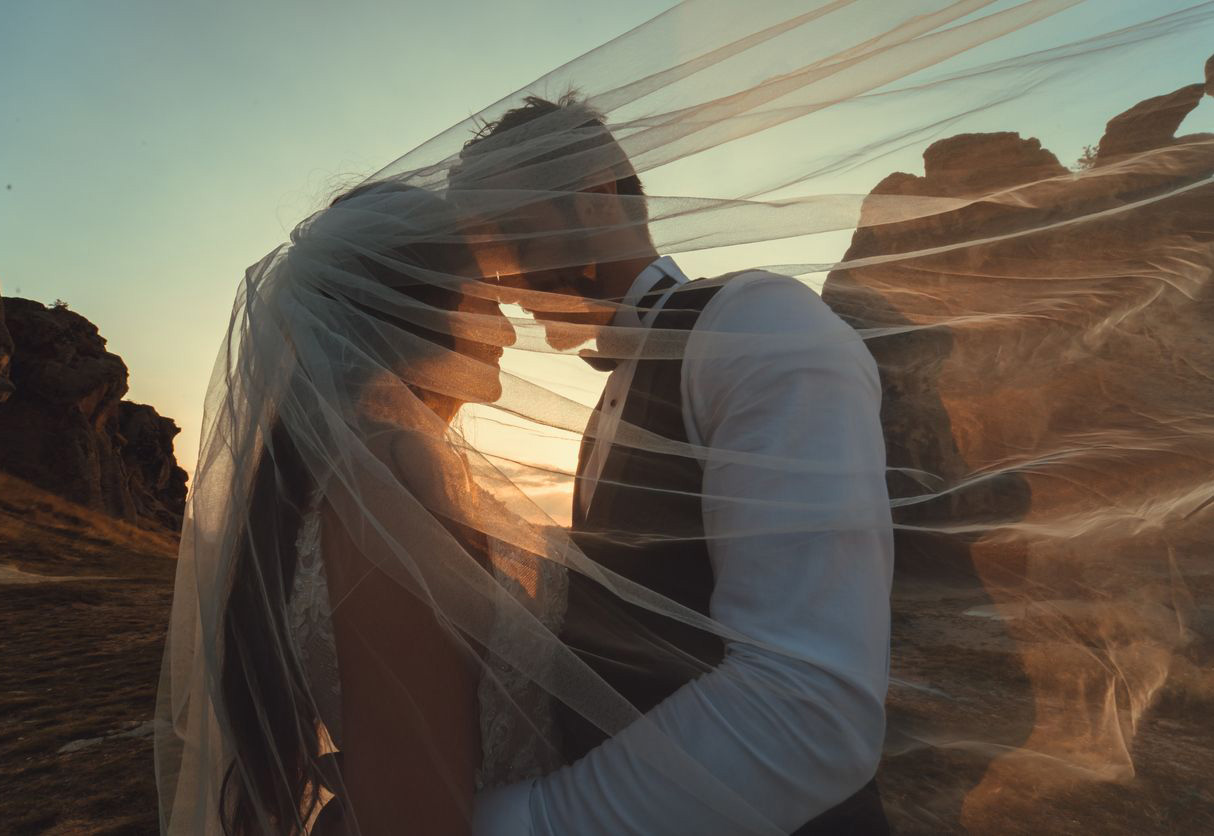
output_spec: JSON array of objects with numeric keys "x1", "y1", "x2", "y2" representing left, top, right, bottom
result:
[{"x1": 492, "y1": 273, "x2": 893, "y2": 836}]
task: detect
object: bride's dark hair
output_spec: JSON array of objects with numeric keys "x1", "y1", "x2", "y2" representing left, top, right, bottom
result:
[{"x1": 218, "y1": 182, "x2": 472, "y2": 835}]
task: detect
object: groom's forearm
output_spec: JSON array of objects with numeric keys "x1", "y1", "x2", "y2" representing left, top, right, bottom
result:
[
  {"x1": 526, "y1": 591, "x2": 889, "y2": 835},
  {"x1": 476, "y1": 593, "x2": 888, "y2": 836}
]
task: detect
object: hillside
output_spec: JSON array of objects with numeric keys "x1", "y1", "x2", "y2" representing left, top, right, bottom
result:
[{"x1": 0, "y1": 473, "x2": 176, "y2": 834}]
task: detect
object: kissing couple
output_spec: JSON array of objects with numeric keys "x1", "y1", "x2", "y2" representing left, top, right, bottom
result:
[{"x1": 158, "y1": 93, "x2": 894, "y2": 836}]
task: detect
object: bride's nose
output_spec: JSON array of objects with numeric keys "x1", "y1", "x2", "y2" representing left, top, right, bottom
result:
[
  {"x1": 494, "y1": 303, "x2": 517, "y2": 348},
  {"x1": 474, "y1": 299, "x2": 516, "y2": 348}
]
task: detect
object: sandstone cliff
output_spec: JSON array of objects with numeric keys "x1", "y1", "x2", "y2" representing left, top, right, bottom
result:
[
  {"x1": 823, "y1": 63, "x2": 1213, "y2": 577},
  {"x1": 0, "y1": 297, "x2": 187, "y2": 531},
  {"x1": 824, "y1": 57, "x2": 1214, "y2": 831}
]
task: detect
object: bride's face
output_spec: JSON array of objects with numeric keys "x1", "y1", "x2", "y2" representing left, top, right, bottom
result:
[
  {"x1": 388, "y1": 290, "x2": 512, "y2": 425},
  {"x1": 438, "y1": 289, "x2": 514, "y2": 407}
]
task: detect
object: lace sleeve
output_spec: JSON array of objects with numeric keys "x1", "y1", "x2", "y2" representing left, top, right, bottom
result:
[
  {"x1": 287, "y1": 494, "x2": 344, "y2": 747},
  {"x1": 476, "y1": 535, "x2": 568, "y2": 789}
]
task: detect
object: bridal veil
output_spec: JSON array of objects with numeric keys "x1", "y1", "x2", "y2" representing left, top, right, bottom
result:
[{"x1": 157, "y1": 2, "x2": 1214, "y2": 832}]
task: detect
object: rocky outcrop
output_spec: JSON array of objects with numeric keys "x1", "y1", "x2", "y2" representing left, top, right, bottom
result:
[
  {"x1": 119, "y1": 402, "x2": 189, "y2": 531},
  {"x1": 824, "y1": 61, "x2": 1214, "y2": 580},
  {"x1": 824, "y1": 56, "x2": 1214, "y2": 829},
  {"x1": 0, "y1": 298, "x2": 187, "y2": 531},
  {"x1": 1095, "y1": 83, "x2": 1207, "y2": 161}
]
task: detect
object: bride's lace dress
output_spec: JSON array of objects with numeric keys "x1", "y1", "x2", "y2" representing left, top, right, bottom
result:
[{"x1": 286, "y1": 491, "x2": 567, "y2": 789}]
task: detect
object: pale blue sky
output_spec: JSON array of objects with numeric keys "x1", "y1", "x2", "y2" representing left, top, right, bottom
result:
[
  {"x1": 2, "y1": 1, "x2": 1211, "y2": 480},
  {"x1": 1, "y1": 0, "x2": 669, "y2": 474}
]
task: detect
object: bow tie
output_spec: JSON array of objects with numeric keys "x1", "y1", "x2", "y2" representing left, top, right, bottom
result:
[{"x1": 578, "y1": 274, "x2": 678, "y2": 373}]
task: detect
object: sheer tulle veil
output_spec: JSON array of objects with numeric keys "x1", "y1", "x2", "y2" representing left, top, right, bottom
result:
[{"x1": 156, "y1": 2, "x2": 1214, "y2": 833}]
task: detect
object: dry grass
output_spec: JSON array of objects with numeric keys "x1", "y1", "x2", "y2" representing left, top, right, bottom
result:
[{"x1": 0, "y1": 474, "x2": 176, "y2": 835}]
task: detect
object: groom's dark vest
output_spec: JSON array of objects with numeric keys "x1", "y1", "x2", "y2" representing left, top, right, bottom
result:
[{"x1": 557, "y1": 276, "x2": 888, "y2": 835}]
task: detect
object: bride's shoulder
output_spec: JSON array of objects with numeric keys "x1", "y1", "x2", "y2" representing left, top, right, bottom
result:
[{"x1": 381, "y1": 424, "x2": 472, "y2": 499}]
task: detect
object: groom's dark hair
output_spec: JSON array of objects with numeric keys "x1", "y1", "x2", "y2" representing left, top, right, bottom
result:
[{"x1": 450, "y1": 92, "x2": 648, "y2": 222}]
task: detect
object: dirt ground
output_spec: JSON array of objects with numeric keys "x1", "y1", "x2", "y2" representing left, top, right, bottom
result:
[{"x1": 0, "y1": 474, "x2": 175, "y2": 835}]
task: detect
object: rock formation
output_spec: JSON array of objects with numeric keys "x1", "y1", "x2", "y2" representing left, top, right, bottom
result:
[
  {"x1": 823, "y1": 56, "x2": 1213, "y2": 829},
  {"x1": 118, "y1": 401, "x2": 190, "y2": 531},
  {"x1": 0, "y1": 298, "x2": 187, "y2": 531},
  {"x1": 824, "y1": 60, "x2": 1214, "y2": 575}
]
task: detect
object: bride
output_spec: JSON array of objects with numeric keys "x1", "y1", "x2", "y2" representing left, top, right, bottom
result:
[{"x1": 158, "y1": 181, "x2": 566, "y2": 834}]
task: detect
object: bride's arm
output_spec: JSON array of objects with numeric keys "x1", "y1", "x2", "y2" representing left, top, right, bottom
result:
[{"x1": 322, "y1": 503, "x2": 481, "y2": 835}]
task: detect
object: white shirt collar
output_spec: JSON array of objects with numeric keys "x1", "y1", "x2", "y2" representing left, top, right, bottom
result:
[{"x1": 614, "y1": 256, "x2": 689, "y2": 329}]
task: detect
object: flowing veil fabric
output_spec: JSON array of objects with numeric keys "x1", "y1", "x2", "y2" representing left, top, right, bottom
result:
[{"x1": 156, "y1": 2, "x2": 1214, "y2": 833}]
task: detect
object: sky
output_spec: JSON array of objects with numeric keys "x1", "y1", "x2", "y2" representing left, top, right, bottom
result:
[
  {"x1": 1, "y1": 0, "x2": 668, "y2": 478},
  {"x1": 2, "y1": 0, "x2": 1211, "y2": 521}
]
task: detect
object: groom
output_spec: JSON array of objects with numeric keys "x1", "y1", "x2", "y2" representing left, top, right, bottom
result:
[{"x1": 452, "y1": 95, "x2": 893, "y2": 835}]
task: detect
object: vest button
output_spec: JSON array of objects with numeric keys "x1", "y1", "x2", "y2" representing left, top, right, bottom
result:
[{"x1": 609, "y1": 399, "x2": 618, "y2": 407}]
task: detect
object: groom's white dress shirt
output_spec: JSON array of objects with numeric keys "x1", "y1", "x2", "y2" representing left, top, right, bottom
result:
[{"x1": 475, "y1": 257, "x2": 893, "y2": 835}]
